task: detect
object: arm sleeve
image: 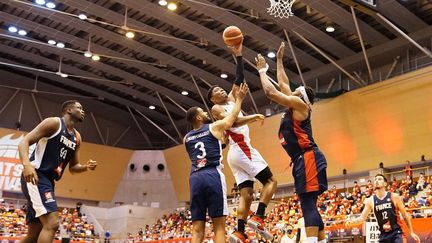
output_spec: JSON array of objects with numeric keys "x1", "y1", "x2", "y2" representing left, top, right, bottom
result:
[{"x1": 234, "y1": 56, "x2": 244, "y2": 86}]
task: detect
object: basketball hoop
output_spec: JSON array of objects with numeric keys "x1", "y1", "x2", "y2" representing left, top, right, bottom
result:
[{"x1": 267, "y1": 0, "x2": 296, "y2": 18}]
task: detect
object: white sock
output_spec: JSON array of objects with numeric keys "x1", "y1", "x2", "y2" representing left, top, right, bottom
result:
[
  {"x1": 306, "y1": 237, "x2": 318, "y2": 243},
  {"x1": 318, "y1": 239, "x2": 327, "y2": 243}
]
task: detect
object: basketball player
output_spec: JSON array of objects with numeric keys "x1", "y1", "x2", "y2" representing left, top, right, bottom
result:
[
  {"x1": 185, "y1": 83, "x2": 248, "y2": 243},
  {"x1": 207, "y1": 42, "x2": 277, "y2": 242},
  {"x1": 18, "y1": 100, "x2": 97, "y2": 243},
  {"x1": 347, "y1": 174, "x2": 420, "y2": 243},
  {"x1": 255, "y1": 43, "x2": 328, "y2": 243}
]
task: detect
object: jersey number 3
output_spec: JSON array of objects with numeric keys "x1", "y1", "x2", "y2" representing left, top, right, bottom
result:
[{"x1": 195, "y1": 142, "x2": 207, "y2": 159}]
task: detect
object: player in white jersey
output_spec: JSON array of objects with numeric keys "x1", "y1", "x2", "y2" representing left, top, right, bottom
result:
[{"x1": 207, "y1": 41, "x2": 277, "y2": 242}]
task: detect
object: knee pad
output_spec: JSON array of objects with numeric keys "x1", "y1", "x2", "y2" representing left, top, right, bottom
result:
[
  {"x1": 238, "y1": 180, "x2": 254, "y2": 190},
  {"x1": 255, "y1": 167, "x2": 273, "y2": 185}
]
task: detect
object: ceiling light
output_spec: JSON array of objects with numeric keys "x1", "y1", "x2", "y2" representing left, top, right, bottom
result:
[
  {"x1": 8, "y1": 26, "x2": 18, "y2": 33},
  {"x1": 60, "y1": 73, "x2": 68, "y2": 78},
  {"x1": 149, "y1": 105, "x2": 156, "y2": 110},
  {"x1": 125, "y1": 31, "x2": 135, "y2": 39},
  {"x1": 181, "y1": 91, "x2": 189, "y2": 96},
  {"x1": 326, "y1": 26, "x2": 335, "y2": 33},
  {"x1": 158, "y1": 0, "x2": 168, "y2": 6},
  {"x1": 18, "y1": 30, "x2": 27, "y2": 36},
  {"x1": 35, "y1": 0, "x2": 46, "y2": 5},
  {"x1": 91, "y1": 55, "x2": 100, "y2": 61},
  {"x1": 78, "y1": 14, "x2": 87, "y2": 20},
  {"x1": 167, "y1": 2, "x2": 177, "y2": 11},
  {"x1": 267, "y1": 51, "x2": 276, "y2": 58},
  {"x1": 84, "y1": 51, "x2": 92, "y2": 57},
  {"x1": 56, "y1": 42, "x2": 65, "y2": 48},
  {"x1": 220, "y1": 73, "x2": 228, "y2": 79},
  {"x1": 45, "y1": 2, "x2": 56, "y2": 9},
  {"x1": 47, "y1": 39, "x2": 56, "y2": 45}
]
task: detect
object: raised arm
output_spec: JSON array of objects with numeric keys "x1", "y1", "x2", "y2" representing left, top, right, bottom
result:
[
  {"x1": 211, "y1": 105, "x2": 264, "y2": 127},
  {"x1": 227, "y1": 43, "x2": 244, "y2": 102},
  {"x1": 18, "y1": 117, "x2": 59, "y2": 184},
  {"x1": 394, "y1": 194, "x2": 420, "y2": 242},
  {"x1": 256, "y1": 54, "x2": 308, "y2": 112},
  {"x1": 276, "y1": 42, "x2": 292, "y2": 96},
  {"x1": 211, "y1": 83, "x2": 248, "y2": 140}
]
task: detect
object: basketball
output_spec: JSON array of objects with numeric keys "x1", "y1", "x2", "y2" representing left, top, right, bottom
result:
[{"x1": 223, "y1": 26, "x2": 243, "y2": 46}]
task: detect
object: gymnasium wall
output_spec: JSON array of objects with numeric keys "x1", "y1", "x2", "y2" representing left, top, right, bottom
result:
[
  {"x1": 0, "y1": 127, "x2": 133, "y2": 201},
  {"x1": 163, "y1": 66, "x2": 432, "y2": 202}
]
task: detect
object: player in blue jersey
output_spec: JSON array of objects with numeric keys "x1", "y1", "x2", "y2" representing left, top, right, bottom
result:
[
  {"x1": 18, "y1": 100, "x2": 98, "y2": 243},
  {"x1": 185, "y1": 83, "x2": 248, "y2": 243},
  {"x1": 347, "y1": 174, "x2": 420, "y2": 243},
  {"x1": 256, "y1": 43, "x2": 328, "y2": 243}
]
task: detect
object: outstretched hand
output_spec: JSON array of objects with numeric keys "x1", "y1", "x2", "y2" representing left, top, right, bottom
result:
[
  {"x1": 255, "y1": 54, "x2": 268, "y2": 72},
  {"x1": 233, "y1": 83, "x2": 248, "y2": 101},
  {"x1": 228, "y1": 42, "x2": 243, "y2": 56},
  {"x1": 277, "y1": 42, "x2": 285, "y2": 60}
]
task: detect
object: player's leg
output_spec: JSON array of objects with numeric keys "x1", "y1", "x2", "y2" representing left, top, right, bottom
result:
[
  {"x1": 20, "y1": 176, "x2": 43, "y2": 243},
  {"x1": 227, "y1": 148, "x2": 252, "y2": 241},
  {"x1": 207, "y1": 166, "x2": 228, "y2": 242},
  {"x1": 255, "y1": 167, "x2": 277, "y2": 217},
  {"x1": 229, "y1": 180, "x2": 253, "y2": 242},
  {"x1": 38, "y1": 211, "x2": 60, "y2": 243},
  {"x1": 189, "y1": 172, "x2": 207, "y2": 243},
  {"x1": 299, "y1": 192, "x2": 320, "y2": 242},
  {"x1": 20, "y1": 219, "x2": 43, "y2": 243},
  {"x1": 191, "y1": 220, "x2": 206, "y2": 243},
  {"x1": 212, "y1": 216, "x2": 226, "y2": 243},
  {"x1": 21, "y1": 174, "x2": 59, "y2": 243}
]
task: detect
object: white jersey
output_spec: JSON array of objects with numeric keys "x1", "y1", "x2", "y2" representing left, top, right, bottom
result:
[
  {"x1": 221, "y1": 101, "x2": 250, "y2": 146},
  {"x1": 221, "y1": 101, "x2": 268, "y2": 184}
]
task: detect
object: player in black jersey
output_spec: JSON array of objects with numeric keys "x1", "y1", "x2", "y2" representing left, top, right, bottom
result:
[
  {"x1": 347, "y1": 174, "x2": 420, "y2": 243},
  {"x1": 185, "y1": 83, "x2": 248, "y2": 243},
  {"x1": 18, "y1": 100, "x2": 97, "y2": 243}
]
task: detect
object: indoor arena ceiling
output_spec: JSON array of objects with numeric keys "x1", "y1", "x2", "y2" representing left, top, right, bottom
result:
[{"x1": 0, "y1": 0, "x2": 431, "y2": 149}]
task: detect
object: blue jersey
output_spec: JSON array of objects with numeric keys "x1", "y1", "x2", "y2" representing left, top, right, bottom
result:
[
  {"x1": 373, "y1": 192, "x2": 403, "y2": 233},
  {"x1": 184, "y1": 124, "x2": 223, "y2": 174},
  {"x1": 279, "y1": 109, "x2": 318, "y2": 159},
  {"x1": 29, "y1": 117, "x2": 79, "y2": 181}
]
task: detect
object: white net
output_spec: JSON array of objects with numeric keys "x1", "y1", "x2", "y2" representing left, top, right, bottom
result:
[{"x1": 267, "y1": 0, "x2": 296, "y2": 18}]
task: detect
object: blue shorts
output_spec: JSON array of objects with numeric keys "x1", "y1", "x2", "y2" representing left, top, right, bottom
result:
[
  {"x1": 21, "y1": 172, "x2": 58, "y2": 223},
  {"x1": 379, "y1": 229, "x2": 405, "y2": 243},
  {"x1": 189, "y1": 166, "x2": 228, "y2": 221},
  {"x1": 292, "y1": 148, "x2": 327, "y2": 195}
]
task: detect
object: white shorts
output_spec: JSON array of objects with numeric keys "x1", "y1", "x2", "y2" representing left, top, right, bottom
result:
[{"x1": 227, "y1": 144, "x2": 268, "y2": 185}]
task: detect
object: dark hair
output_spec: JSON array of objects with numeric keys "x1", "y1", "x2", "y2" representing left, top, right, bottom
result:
[
  {"x1": 304, "y1": 86, "x2": 315, "y2": 105},
  {"x1": 62, "y1": 100, "x2": 79, "y2": 113},
  {"x1": 375, "y1": 173, "x2": 387, "y2": 183},
  {"x1": 186, "y1": 107, "x2": 200, "y2": 124},
  {"x1": 206, "y1": 85, "x2": 221, "y2": 105}
]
